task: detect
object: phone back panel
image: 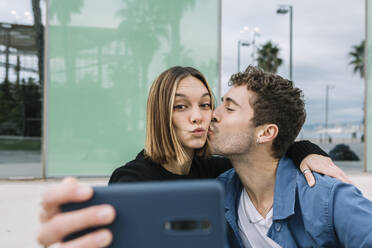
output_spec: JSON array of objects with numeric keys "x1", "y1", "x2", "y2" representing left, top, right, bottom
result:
[{"x1": 62, "y1": 180, "x2": 226, "y2": 248}]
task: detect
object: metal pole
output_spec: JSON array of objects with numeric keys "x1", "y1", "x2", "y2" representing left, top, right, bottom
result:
[
  {"x1": 325, "y1": 85, "x2": 329, "y2": 144},
  {"x1": 289, "y1": 6, "x2": 293, "y2": 81},
  {"x1": 237, "y1": 40, "x2": 241, "y2": 72},
  {"x1": 42, "y1": 0, "x2": 50, "y2": 180},
  {"x1": 5, "y1": 28, "x2": 10, "y2": 83},
  {"x1": 364, "y1": 0, "x2": 368, "y2": 172},
  {"x1": 16, "y1": 54, "x2": 20, "y2": 87},
  {"x1": 251, "y1": 33, "x2": 256, "y2": 65}
]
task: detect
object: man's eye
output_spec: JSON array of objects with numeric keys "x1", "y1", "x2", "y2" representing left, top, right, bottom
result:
[
  {"x1": 174, "y1": 105, "x2": 187, "y2": 110},
  {"x1": 200, "y1": 103, "x2": 211, "y2": 109}
]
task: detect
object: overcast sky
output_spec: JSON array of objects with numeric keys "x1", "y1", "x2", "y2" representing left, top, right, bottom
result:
[
  {"x1": 222, "y1": 0, "x2": 365, "y2": 126},
  {"x1": 1, "y1": 0, "x2": 365, "y2": 126}
]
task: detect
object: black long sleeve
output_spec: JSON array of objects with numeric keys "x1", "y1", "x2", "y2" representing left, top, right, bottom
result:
[{"x1": 286, "y1": 140, "x2": 329, "y2": 168}]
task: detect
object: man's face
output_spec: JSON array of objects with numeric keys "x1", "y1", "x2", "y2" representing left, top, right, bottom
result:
[{"x1": 208, "y1": 85, "x2": 257, "y2": 156}]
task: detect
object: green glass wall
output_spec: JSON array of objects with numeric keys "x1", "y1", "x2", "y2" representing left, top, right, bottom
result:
[
  {"x1": 46, "y1": 0, "x2": 220, "y2": 176},
  {"x1": 367, "y1": 0, "x2": 372, "y2": 171}
]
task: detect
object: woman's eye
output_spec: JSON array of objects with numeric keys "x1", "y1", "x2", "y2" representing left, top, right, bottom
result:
[
  {"x1": 200, "y1": 103, "x2": 211, "y2": 109},
  {"x1": 226, "y1": 107, "x2": 235, "y2": 112},
  {"x1": 174, "y1": 105, "x2": 186, "y2": 110}
]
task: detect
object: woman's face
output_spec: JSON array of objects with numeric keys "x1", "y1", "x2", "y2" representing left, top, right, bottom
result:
[{"x1": 172, "y1": 76, "x2": 212, "y2": 154}]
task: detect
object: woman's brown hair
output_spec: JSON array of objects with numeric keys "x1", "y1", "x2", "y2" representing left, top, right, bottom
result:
[{"x1": 145, "y1": 66, "x2": 214, "y2": 165}]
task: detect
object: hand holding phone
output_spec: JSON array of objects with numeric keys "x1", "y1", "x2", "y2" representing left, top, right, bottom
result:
[{"x1": 37, "y1": 177, "x2": 115, "y2": 248}]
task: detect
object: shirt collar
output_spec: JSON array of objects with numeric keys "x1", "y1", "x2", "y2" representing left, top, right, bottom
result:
[
  {"x1": 221, "y1": 169, "x2": 243, "y2": 211},
  {"x1": 218, "y1": 169, "x2": 245, "y2": 247},
  {"x1": 272, "y1": 156, "x2": 298, "y2": 221},
  {"x1": 219, "y1": 156, "x2": 298, "y2": 220}
]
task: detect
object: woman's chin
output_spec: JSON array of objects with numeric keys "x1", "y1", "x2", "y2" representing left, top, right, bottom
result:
[{"x1": 184, "y1": 141, "x2": 207, "y2": 150}]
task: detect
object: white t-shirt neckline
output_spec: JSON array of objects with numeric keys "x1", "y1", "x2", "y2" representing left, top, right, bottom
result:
[{"x1": 237, "y1": 188, "x2": 282, "y2": 248}]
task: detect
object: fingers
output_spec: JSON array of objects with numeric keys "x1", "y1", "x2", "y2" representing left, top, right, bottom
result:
[
  {"x1": 303, "y1": 171, "x2": 316, "y2": 187},
  {"x1": 341, "y1": 173, "x2": 353, "y2": 185},
  {"x1": 38, "y1": 177, "x2": 115, "y2": 247},
  {"x1": 299, "y1": 161, "x2": 309, "y2": 175},
  {"x1": 328, "y1": 163, "x2": 353, "y2": 185},
  {"x1": 301, "y1": 154, "x2": 353, "y2": 185},
  {"x1": 319, "y1": 158, "x2": 353, "y2": 184},
  {"x1": 41, "y1": 177, "x2": 94, "y2": 213},
  {"x1": 40, "y1": 205, "x2": 59, "y2": 223},
  {"x1": 37, "y1": 204, "x2": 115, "y2": 246},
  {"x1": 300, "y1": 164, "x2": 316, "y2": 187},
  {"x1": 58, "y1": 229, "x2": 113, "y2": 248}
]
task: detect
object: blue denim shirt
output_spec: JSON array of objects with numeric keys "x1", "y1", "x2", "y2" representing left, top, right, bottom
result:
[{"x1": 217, "y1": 156, "x2": 372, "y2": 248}]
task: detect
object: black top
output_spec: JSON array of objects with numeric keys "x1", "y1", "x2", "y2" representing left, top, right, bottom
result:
[
  {"x1": 109, "y1": 151, "x2": 231, "y2": 183},
  {"x1": 109, "y1": 140, "x2": 328, "y2": 184}
]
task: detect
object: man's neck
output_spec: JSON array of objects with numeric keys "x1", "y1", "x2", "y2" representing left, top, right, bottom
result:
[{"x1": 229, "y1": 148, "x2": 279, "y2": 218}]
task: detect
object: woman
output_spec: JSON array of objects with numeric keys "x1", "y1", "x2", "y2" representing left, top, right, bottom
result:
[{"x1": 38, "y1": 66, "x2": 349, "y2": 248}]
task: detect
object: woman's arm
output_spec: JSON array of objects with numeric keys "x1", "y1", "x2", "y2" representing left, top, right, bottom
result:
[
  {"x1": 287, "y1": 140, "x2": 351, "y2": 187},
  {"x1": 286, "y1": 140, "x2": 329, "y2": 166}
]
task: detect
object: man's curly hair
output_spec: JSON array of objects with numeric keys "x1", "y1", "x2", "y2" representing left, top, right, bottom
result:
[{"x1": 229, "y1": 66, "x2": 306, "y2": 158}]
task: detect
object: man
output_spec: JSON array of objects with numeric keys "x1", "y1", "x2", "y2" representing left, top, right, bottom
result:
[{"x1": 208, "y1": 66, "x2": 372, "y2": 247}]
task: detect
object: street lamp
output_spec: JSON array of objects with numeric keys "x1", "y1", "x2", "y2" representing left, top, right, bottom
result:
[
  {"x1": 276, "y1": 5, "x2": 293, "y2": 81},
  {"x1": 237, "y1": 26, "x2": 260, "y2": 72},
  {"x1": 237, "y1": 40, "x2": 250, "y2": 72},
  {"x1": 249, "y1": 28, "x2": 260, "y2": 65},
  {"x1": 10, "y1": 10, "x2": 20, "y2": 23},
  {"x1": 325, "y1": 85, "x2": 335, "y2": 143}
]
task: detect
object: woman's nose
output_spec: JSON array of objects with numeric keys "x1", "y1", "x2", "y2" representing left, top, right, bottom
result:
[{"x1": 191, "y1": 108, "x2": 203, "y2": 124}]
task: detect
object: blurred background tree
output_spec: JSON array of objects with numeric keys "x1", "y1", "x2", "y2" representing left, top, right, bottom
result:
[
  {"x1": 348, "y1": 40, "x2": 365, "y2": 79},
  {"x1": 256, "y1": 41, "x2": 283, "y2": 73}
]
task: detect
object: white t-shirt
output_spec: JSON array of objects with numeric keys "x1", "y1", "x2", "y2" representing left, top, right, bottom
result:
[{"x1": 237, "y1": 189, "x2": 282, "y2": 248}]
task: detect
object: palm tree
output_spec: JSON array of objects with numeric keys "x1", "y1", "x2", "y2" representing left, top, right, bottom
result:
[
  {"x1": 348, "y1": 40, "x2": 365, "y2": 128},
  {"x1": 49, "y1": 0, "x2": 85, "y2": 84},
  {"x1": 256, "y1": 41, "x2": 283, "y2": 73},
  {"x1": 348, "y1": 40, "x2": 365, "y2": 79},
  {"x1": 161, "y1": 0, "x2": 196, "y2": 65},
  {"x1": 49, "y1": 0, "x2": 84, "y2": 26}
]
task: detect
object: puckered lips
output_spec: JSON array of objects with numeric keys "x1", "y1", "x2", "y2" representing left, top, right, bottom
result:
[{"x1": 191, "y1": 127, "x2": 206, "y2": 137}]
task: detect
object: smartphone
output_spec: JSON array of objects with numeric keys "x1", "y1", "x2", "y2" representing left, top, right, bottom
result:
[{"x1": 61, "y1": 180, "x2": 226, "y2": 248}]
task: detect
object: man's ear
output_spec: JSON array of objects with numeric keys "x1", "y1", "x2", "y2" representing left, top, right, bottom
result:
[{"x1": 256, "y1": 124, "x2": 278, "y2": 144}]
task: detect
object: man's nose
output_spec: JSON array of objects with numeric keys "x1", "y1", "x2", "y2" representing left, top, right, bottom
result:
[{"x1": 212, "y1": 107, "x2": 221, "y2": 123}]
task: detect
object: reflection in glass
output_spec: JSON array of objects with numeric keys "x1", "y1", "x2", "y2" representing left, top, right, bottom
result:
[
  {"x1": 0, "y1": 0, "x2": 44, "y2": 178},
  {"x1": 47, "y1": 0, "x2": 219, "y2": 176}
]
